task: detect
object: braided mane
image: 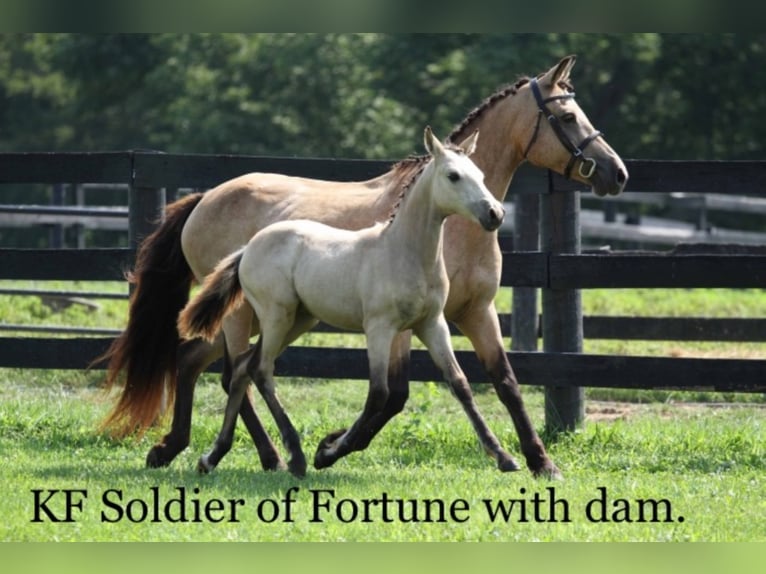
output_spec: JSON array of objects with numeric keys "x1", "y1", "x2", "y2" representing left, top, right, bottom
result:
[
  {"x1": 386, "y1": 142, "x2": 467, "y2": 224},
  {"x1": 446, "y1": 75, "x2": 574, "y2": 144},
  {"x1": 385, "y1": 74, "x2": 575, "y2": 225}
]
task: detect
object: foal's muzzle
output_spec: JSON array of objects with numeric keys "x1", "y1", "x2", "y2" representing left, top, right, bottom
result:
[{"x1": 480, "y1": 202, "x2": 505, "y2": 231}]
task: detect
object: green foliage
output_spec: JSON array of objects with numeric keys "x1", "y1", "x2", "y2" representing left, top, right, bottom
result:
[{"x1": 3, "y1": 34, "x2": 766, "y2": 160}]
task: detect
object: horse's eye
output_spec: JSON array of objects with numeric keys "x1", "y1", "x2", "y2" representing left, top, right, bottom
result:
[
  {"x1": 561, "y1": 112, "x2": 576, "y2": 124},
  {"x1": 447, "y1": 171, "x2": 460, "y2": 182}
]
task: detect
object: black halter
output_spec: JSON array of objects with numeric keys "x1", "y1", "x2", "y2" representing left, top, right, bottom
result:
[{"x1": 522, "y1": 77, "x2": 602, "y2": 180}]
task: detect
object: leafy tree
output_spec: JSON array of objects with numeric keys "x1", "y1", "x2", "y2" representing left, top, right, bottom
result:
[{"x1": 1, "y1": 33, "x2": 766, "y2": 161}]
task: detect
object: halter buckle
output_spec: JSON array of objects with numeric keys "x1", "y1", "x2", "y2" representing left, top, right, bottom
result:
[{"x1": 579, "y1": 157, "x2": 597, "y2": 179}]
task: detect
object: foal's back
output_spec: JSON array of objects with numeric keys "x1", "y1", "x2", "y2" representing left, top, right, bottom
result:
[{"x1": 239, "y1": 219, "x2": 385, "y2": 332}]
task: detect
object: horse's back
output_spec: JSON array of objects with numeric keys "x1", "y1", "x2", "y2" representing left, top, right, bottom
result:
[{"x1": 182, "y1": 173, "x2": 393, "y2": 280}]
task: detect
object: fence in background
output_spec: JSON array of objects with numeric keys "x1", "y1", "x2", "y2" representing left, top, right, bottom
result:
[{"x1": 1, "y1": 152, "x2": 764, "y2": 432}]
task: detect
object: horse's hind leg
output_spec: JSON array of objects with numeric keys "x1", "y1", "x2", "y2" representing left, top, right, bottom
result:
[
  {"x1": 246, "y1": 308, "x2": 313, "y2": 477},
  {"x1": 221, "y1": 307, "x2": 286, "y2": 471},
  {"x1": 146, "y1": 337, "x2": 219, "y2": 468},
  {"x1": 416, "y1": 317, "x2": 520, "y2": 472}
]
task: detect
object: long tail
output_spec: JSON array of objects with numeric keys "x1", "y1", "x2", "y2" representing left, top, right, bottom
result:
[
  {"x1": 177, "y1": 249, "x2": 246, "y2": 344},
  {"x1": 96, "y1": 192, "x2": 204, "y2": 438}
]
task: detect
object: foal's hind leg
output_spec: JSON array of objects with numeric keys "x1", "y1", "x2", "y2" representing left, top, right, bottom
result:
[
  {"x1": 220, "y1": 339, "x2": 285, "y2": 472},
  {"x1": 416, "y1": 316, "x2": 520, "y2": 472},
  {"x1": 220, "y1": 307, "x2": 286, "y2": 471},
  {"x1": 198, "y1": 344, "x2": 257, "y2": 473},
  {"x1": 148, "y1": 325, "x2": 284, "y2": 471},
  {"x1": 246, "y1": 308, "x2": 315, "y2": 477}
]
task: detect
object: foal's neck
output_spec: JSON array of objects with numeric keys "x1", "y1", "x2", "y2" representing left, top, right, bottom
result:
[{"x1": 384, "y1": 170, "x2": 447, "y2": 270}]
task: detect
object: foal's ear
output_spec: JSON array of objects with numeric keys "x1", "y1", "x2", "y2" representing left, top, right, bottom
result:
[
  {"x1": 458, "y1": 129, "x2": 479, "y2": 156},
  {"x1": 540, "y1": 54, "x2": 577, "y2": 87},
  {"x1": 424, "y1": 125, "x2": 445, "y2": 157}
]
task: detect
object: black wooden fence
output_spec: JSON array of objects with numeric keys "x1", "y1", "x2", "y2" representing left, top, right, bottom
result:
[{"x1": 1, "y1": 152, "x2": 765, "y2": 432}]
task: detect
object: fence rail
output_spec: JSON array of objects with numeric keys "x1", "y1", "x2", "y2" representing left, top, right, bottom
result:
[
  {"x1": 1, "y1": 152, "x2": 765, "y2": 432},
  {"x1": 0, "y1": 337, "x2": 761, "y2": 394}
]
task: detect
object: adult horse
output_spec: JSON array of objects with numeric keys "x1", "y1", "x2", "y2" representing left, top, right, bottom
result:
[
  {"x1": 179, "y1": 127, "x2": 512, "y2": 476},
  {"x1": 100, "y1": 55, "x2": 627, "y2": 479}
]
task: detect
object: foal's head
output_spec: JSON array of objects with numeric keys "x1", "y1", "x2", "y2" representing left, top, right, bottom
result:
[{"x1": 423, "y1": 126, "x2": 505, "y2": 231}]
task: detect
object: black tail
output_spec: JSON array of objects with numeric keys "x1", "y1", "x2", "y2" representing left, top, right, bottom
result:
[{"x1": 97, "y1": 193, "x2": 204, "y2": 438}]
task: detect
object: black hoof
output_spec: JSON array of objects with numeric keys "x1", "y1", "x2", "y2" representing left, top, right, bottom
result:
[
  {"x1": 288, "y1": 456, "x2": 307, "y2": 478},
  {"x1": 197, "y1": 454, "x2": 215, "y2": 474},
  {"x1": 497, "y1": 455, "x2": 522, "y2": 472},
  {"x1": 261, "y1": 454, "x2": 288, "y2": 472},
  {"x1": 533, "y1": 462, "x2": 564, "y2": 481},
  {"x1": 313, "y1": 428, "x2": 347, "y2": 469},
  {"x1": 146, "y1": 445, "x2": 173, "y2": 468},
  {"x1": 313, "y1": 449, "x2": 334, "y2": 470}
]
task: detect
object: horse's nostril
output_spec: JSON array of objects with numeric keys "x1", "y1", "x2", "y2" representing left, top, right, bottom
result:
[{"x1": 616, "y1": 168, "x2": 627, "y2": 185}]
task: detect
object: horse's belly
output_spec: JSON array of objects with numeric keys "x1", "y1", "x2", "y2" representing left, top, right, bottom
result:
[
  {"x1": 296, "y1": 275, "x2": 363, "y2": 331},
  {"x1": 292, "y1": 241, "x2": 366, "y2": 332}
]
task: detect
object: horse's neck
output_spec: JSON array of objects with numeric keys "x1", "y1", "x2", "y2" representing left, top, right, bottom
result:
[
  {"x1": 384, "y1": 175, "x2": 445, "y2": 270},
  {"x1": 457, "y1": 95, "x2": 525, "y2": 201}
]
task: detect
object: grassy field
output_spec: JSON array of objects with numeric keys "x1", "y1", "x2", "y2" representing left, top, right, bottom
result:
[{"x1": 0, "y1": 282, "x2": 764, "y2": 541}]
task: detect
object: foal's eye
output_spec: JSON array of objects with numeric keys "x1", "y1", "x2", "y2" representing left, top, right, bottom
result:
[
  {"x1": 561, "y1": 112, "x2": 576, "y2": 124},
  {"x1": 447, "y1": 171, "x2": 460, "y2": 182}
]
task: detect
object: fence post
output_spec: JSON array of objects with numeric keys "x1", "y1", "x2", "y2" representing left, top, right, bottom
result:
[
  {"x1": 540, "y1": 172, "x2": 584, "y2": 433},
  {"x1": 128, "y1": 152, "x2": 166, "y2": 249},
  {"x1": 511, "y1": 193, "x2": 540, "y2": 352},
  {"x1": 49, "y1": 183, "x2": 65, "y2": 248}
]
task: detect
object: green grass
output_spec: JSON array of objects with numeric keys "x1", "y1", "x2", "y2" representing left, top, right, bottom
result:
[
  {"x1": 1, "y1": 372, "x2": 764, "y2": 541},
  {"x1": 1, "y1": 282, "x2": 765, "y2": 541}
]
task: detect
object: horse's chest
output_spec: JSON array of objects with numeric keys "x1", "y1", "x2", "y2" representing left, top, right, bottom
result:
[{"x1": 391, "y1": 277, "x2": 443, "y2": 328}]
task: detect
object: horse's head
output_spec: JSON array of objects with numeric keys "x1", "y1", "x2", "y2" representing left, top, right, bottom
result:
[
  {"x1": 424, "y1": 126, "x2": 505, "y2": 231},
  {"x1": 520, "y1": 55, "x2": 628, "y2": 197}
]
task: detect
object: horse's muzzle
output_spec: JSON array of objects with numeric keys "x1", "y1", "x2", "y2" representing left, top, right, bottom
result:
[{"x1": 481, "y1": 203, "x2": 506, "y2": 231}]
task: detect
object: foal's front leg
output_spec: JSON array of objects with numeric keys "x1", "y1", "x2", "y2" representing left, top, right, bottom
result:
[
  {"x1": 314, "y1": 325, "x2": 394, "y2": 469},
  {"x1": 321, "y1": 331, "x2": 413, "y2": 454},
  {"x1": 416, "y1": 316, "x2": 520, "y2": 472}
]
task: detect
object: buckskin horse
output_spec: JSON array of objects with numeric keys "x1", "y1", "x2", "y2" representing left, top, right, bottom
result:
[
  {"x1": 99, "y1": 55, "x2": 627, "y2": 479},
  {"x1": 179, "y1": 127, "x2": 512, "y2": 476}
]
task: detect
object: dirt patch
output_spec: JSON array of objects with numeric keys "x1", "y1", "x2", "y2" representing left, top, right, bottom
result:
[
  {"x1": 585, "y1": 401, "x2": 637, "y2": 422},
  {"x1": 586, "y1": 399, "x2": 765, "y2": 423}
]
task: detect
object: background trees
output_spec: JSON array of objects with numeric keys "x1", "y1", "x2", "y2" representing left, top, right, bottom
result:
[{"x1": 2, "y1": 33, "x2": 765, "y2": 160}]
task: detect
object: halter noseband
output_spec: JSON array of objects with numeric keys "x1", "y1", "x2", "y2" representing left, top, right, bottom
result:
[{"x1": 522, "y1": 77, "x2": 602, "y2": 180}]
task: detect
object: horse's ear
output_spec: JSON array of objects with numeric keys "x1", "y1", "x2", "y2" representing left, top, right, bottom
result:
[
  {"x1": 458, "y1": 129, "x2": 479, "y2": 156},
  {"x1": 540, "y1": 54, "x2": 577, "y2": 87},
  {"x1": 424, "y1": 126, "x2": 444, "y2": 157}
]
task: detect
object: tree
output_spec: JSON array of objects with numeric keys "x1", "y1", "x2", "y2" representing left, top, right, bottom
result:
[{"x1": 2, "y1": 34, "x2": 766, "y2": 160}]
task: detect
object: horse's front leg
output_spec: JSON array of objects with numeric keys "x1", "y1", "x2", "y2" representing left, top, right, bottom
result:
[
  {"x1": 314, "y1": 325, "x2": 394, "y2": 469},
  {"x1": 322, "y1": 330, "x2": 412, "y2": 454},
  {"x1": 416, "y1": 316, "x2": 520, "y2": 472},
  {"x1": 453, "y1": 303, "x2": 561, "y2": 479}
]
